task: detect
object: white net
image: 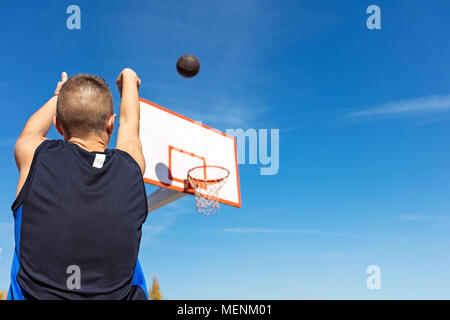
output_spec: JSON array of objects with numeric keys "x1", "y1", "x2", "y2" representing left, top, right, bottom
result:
[{"x1": 187, "y1": 166, "x2": 230, "y2": 215}]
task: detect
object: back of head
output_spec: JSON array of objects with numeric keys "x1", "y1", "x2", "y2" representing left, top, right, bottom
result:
[{"x1": 57, "y1": 74, "x2": 113, "y2": 140}]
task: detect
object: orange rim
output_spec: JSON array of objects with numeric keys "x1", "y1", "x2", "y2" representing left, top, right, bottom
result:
[{"x1": 187, "y1": 165, "x2": 230, "y2": 185}]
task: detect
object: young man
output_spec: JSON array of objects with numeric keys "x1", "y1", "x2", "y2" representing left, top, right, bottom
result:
[{"x1": 8, "y1": 68, "x2": 149, "y2": 300}]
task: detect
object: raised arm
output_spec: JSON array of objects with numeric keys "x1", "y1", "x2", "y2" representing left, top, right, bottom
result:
[
  {"x1": 14, "y1": 72, "x2": 68, "y2": 196},
  {"x1": 115, "y1": 68, "x2": 145, "y2": 174}
]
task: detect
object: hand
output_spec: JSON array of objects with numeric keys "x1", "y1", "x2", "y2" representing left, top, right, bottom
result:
[
  {"x1": 54, "y1": 72, "x2": 68, "y2": 96},
  {"x1": 116, "y1": 68, "x2": 141, "y2": 97}
]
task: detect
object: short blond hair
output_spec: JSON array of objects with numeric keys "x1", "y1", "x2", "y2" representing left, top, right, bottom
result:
[{"x1": 57, "y1": 74, "x2": 113, "y2": 139}]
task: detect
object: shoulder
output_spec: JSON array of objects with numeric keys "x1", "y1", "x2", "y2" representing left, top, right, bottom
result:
[
  {"x1": 15, "y1": 138, "x2": 63, "y2": 161},
  {"x1": 27, "y1": 139, "x2": 64, "y2": 156},
  {"x1": 38, "y1": 139, "x2": 65, "y2": 151},
  {"x1": 14, "y1": 138, "x2": 64, "y2": 181},
  {"x1": 14, "y1": 137, "x2": 55, "y2": 171},
  {"x1": 114, "y1": 148, "x2": 145, "y2": 175},
  {"x1": 115, "y1": 142, "x2": 145, "y2": 174},
  {"x1": 13, "y1": 139, "x2": 64, "y2": 202}
]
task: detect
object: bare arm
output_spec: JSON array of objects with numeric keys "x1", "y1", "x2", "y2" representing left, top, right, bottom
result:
[
  {"x1": 115, "y1": 68, "x2": 145, "y2": 174},
  {"x1": 14, "y1": 72, "x2": 68, "y2": 196}
]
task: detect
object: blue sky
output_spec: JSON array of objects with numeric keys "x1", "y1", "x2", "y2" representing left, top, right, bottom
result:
[{"x1": 1, "y1": 0, "x2": 450, "y2": 298}]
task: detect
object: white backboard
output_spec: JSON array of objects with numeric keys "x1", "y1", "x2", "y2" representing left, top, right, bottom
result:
[{"x1": 139, "y1": 98, "x2": 241, "y2": 208}]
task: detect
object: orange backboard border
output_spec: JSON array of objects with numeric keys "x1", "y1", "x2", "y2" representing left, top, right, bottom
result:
[{"x1": 140, "y1": 98, "x2": 242, "y2": 208}]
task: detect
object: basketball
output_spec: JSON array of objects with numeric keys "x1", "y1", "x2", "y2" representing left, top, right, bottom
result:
[{"x1": 176, "y1": 54, "x2": 200, "y2": 78}]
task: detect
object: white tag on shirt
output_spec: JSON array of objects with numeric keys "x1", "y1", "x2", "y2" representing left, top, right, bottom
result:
[{"x1": 92, "y1": 153, "x2": 106, "y2": 169}]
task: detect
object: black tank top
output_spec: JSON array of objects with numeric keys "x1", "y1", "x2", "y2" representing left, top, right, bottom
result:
[{"x1": 11, "y1": 140, "x2": 148, "y2": 299}]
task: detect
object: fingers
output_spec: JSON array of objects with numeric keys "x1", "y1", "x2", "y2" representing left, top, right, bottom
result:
[
  {"x1": 116, "y1": 72, "x2": 123, "y2": 87},
  {"x1": 116, "y1": 74, "x2": 123, "y2": 97},
  {"x1": 116, "y1": 68, "x2": 141, "y2": 97},
  {"x1": 55, "y1": 82, "x2": 63, "y2": 96},
  {"x1": 54, "y1": 71, "x2": 68, "y2": 96},
  {"x1": 116, "y1": 73, "x2": 122, "y2": 85},
  {"x1": 137, "y1": 76, "x2": 141, "y2": 88},
  {"x1": 119, "y1": 68, "x2": 138, "y2": 80}
]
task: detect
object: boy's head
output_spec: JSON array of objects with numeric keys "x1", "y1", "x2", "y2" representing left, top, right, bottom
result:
[{"x1": 55, "y1": 74, "x2": 115, "y2": 142}]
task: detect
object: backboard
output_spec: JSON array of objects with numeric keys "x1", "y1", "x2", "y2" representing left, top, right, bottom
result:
[{"x1": 139, "y1": 98, "x2": 241, "y2": 211}]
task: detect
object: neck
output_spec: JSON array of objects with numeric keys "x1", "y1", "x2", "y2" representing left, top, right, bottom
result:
[{"x1": 67, "y1": 135, "x2": 108, "y2": 152}]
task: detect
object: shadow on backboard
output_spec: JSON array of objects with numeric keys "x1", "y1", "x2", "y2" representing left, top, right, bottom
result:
[{"x1": 155, "y1": 162, "x2": 173, "y2": 187}]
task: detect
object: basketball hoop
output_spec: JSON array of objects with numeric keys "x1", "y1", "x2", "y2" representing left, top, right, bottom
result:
[{"x1": 187, "y1": 165, "x2": 230, "y2": 215}]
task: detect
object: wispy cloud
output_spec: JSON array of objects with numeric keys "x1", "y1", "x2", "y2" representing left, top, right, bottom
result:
[
  {"x1": 0, "y1": 223, "x2": 14, "y2": 250},
  {"x1": 0, "y1": 222, "x2": 13, "y2": 231},
  {"x1": 190, "y1": 101, "x2": 266, "y2": 128},
  {"x1": 396, "y1": 214, "x2": 449, "y2": 222},
  {"x1": 339, "y1": 94, "x2": 450, "y2": 122},
  {"x1": 103, "y1": 1, "x2": 274, "y2": 130},
  {"x1": 142, "y1": 225, "x2": 166, "y2": 236},
  {"x1": 141, "y1": 197, "x2": 192, "y2": 245},
  {"x1": 0, "y1": 138, "x2": 15, "y2": 148},
  {"x1": 162, "y1": 96, "x2": 267, "y2": 128},
  {"x1": 218, "y1": 228, "x2": 357, "y2": 237}
]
